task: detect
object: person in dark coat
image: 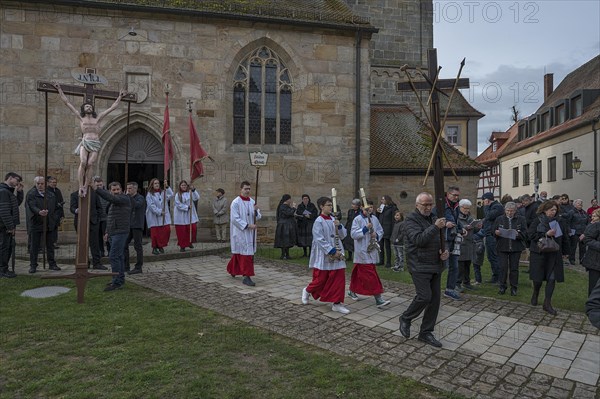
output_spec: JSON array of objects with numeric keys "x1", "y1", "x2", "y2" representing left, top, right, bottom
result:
[
  {"x1": 70, "y1": 188, "x2": 105, "y2": 270},
  {"x1": 295, "y1": 194, "x2": 318, "y2": 257},
  {"x1": 528, "y1": 200, "x2": 569, "y2": 315},
  {"x1": 493, "y1": 202, "x2": 527, "y2": 296},
  {"x1": 26, "y1": 176, "x2": 61, "y2": 273},
  {"x1": 274, "y1": 194, "x2": 297, "y2": 260},
  {"x1": 94, "y1": 181, "x2": 131, "y2": 291},
  {"x1": 582, "y1": 209, "x2": 600, "y2": 296},
  {"x1": 125, "y1": 182, "x2": 146, "y2": 274},
  {"x1": 456, "y1": 199, "x2": 481, "y2": 290},
  {"x1": 46, "y1": 176, "x2": 65, "y2": 249},
  {"x1": 398, "y1": 192, "x2": 449, "y2": 348},
  {"x1": 558, "y1": 194, "x2": 575, "y2": 265},
  {"x1": 390, "y1": 210, "x2": 405, "y2": 272},
  {"x1": 343, "y1": 199, "x2": 361, "y2": 261},
  {"x1": 376, "y1": 194, "x2": 398, "y2": 268},
  {"x1": 571, "y1": 199, "x2": 590, "y2": 265},
  {"x1": 0, "y1": 172, "x2": 23, "y2": 278},
  {"x1": 586, "y1": 278, "x2": 600, "y2": 329},
  {"x1": 478, "y1": 192, "x2": 504, "y2": 284}
]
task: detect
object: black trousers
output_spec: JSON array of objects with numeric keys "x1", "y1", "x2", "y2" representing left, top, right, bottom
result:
[
  {"x1": 99, "y1": 220, "x2": 108, "y2": 255},
  {"x1": 125, "y1": 228, "x2": 144, "y2": 270},
  {"x1": 457, "y1": 260, "x2": 471, "y2": 285},
  {"x1": 89, "y1": 222, "x2": 102, "y2": 267},
  {"x1": 378, "y1": 237, "x2": 392, "y2": 266},
  {"x1": 29, "y1": 230, "x2": 57, "y2": 267},
  {"x1": 0, "y1": 228, "x2": 13, "y2": 271},
  {"x1": 402, "y1": 270, "x2": 441, "y2": 335},
  {"x1": 498, "y1": 251, "x2": 521, "y2": 290}
]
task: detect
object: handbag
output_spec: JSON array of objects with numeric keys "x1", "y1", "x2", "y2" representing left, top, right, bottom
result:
[{"x1": 537, "y1": 236, "x2": 559, "y2": 252}]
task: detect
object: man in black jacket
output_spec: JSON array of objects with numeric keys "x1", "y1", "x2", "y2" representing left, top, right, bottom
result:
[
  {"x1": 0, "y1": 172, "x2": 23, "y2": 278},
  {"x1": 478, "y1": 192, "x2": 504, "y2": 284},
  {"x1": 398, "y1": 192, "x2": 449, "y2": 348},
  {"x1": 70, "y1": 189, "x2": 106, "y2": 270},
  {"x1": 94, "y1": 181, "x2": 131, "y2": 291},
  {"x1": 26, "y1": 176, "x2": 61, "y2": 273},
  {"x1": 46, "y1": 176, "x2": 65, "y2": 249},
  {"x1": 125, "y1": 182, "x2": 145, "y2": 274}
]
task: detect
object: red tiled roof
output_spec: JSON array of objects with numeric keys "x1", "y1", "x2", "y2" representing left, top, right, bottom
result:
[{"x1": 475, "y1": 124, "x2": 518, "y2": 165}]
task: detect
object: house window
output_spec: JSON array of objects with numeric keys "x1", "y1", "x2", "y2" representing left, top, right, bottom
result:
[
  {"x1": 571, "y1": 95, "x2": 582, "y2": 118},
  {"x1": 523, "y1": 164, "x2": 530, "y2": 186},
  {"x1": 445, "y1": 125, "x2": 460, "y2": 145},
  {"x1": 492, "y1": 141, "x2": 497, "y2": 152},
  {"x1": 534, "y1": 160, "x2": 542, "y2": 185},
  {"x1": 547, "y1": 157, "x2": 556, "y2": 182},
  {"x1": 556, "y1": 104, "x2": 566, "y2": 124},
  {"x1": 529, "y1": 118, "x2": 537, "y2": 136},
  {"x1": 541, "y1": 112, "x2": 550, "y2": 131},
  {"x1": 518, "y1": 123, "x2": 527, "y2": 141},
  {"x1": 563, "y1": 152, "x2": 573, "y2": 179},
  {"x1": 512, "y1": 167, "x2": 519, "y2": 188},
  {"x1": 233, "y1": 46, "x2": 292, "y2": 145}
]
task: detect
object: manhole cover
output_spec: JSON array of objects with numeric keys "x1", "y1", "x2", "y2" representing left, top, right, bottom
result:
[{"x1": 21, "y1": 286, "x2": 71, "y2": 298}]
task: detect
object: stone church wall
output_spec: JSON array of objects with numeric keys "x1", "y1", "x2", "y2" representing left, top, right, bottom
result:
[{"x1": 0, "y1": 2, "x2": 372, "y2": 234}]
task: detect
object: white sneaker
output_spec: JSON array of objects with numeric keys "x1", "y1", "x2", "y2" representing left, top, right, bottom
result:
[
  {"x1": 301, "y1": 287, "x2": 310, "y2": 305},
  {"x1": 331, "y1": 303, "x2": 350, "y2": 314}
]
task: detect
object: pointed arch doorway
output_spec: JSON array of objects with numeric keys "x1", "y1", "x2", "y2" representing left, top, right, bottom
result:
[{"x1": 107, "y1": 128, "x2": 164, "y2": 193}]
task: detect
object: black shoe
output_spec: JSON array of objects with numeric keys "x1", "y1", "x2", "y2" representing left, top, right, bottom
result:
[
  {"x1": 399, "y1": 317, "x2": 411, "y2": 338},
  {"x1": 418, "y1": 333, "x2": 442, "y2": 348},
  {"x1": 128, "y1": 268, "x2": 142, "y2": 275},
  {"x1": 189, "y1": 244, "x2": 194, "y2": 249},
  {"x1": 152, "y1": 248, "x2": 160, "y2": 255},
  {"x1": 53, "y1": 244, "x2": 60, "y2": 249},
  {"x1": 180, "y1": 247, "x2": 186, "y2": 252},
  {"x1": 93, "y1": 264, "x2": 108, "y2": 270},
  {"x1": 104, "y1": 283, "x2": 123, "y2": 292},
  {"x1": 158, "y1": 248, "x2": 165, "y2": 254},
  {"x1": 510, "y1": 287, "x2": 517, "y2": 296},
  {"x1": 498, "y1": 287, "x2": 506, "y2": 295},
  {"x1": 29, "y1": 266, "x2": 37, "y2": 274},
  {"x1": 49, "y1": 265, "x2": 61, "y2": 271},
  {"x1": 242, "y1": 276, "x2": 255, "y2": 286},
  {"x1": 0, "y1": 270, "x2": 16, "y2": 278}
]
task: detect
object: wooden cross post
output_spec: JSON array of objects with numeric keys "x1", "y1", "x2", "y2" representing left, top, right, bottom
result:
[
  {"x1": 37, "y1": 68, "x2": 137, "y2": 303},
  {"x1": 397, "y1": 49, "x2": 470, "y2": 250}
]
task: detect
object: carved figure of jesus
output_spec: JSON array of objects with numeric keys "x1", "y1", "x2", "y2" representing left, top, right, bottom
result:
[{"x1": 53, "y1": 82, "x2": 127, "y2": 197}]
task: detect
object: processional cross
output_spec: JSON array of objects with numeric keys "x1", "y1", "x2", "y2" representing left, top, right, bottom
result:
[
  {"x1": 397, "y1": 49, "x2": 470, "y2": 249},
  {"x1": 37, "y1": 68, "x2": 137, "y2": 303}
]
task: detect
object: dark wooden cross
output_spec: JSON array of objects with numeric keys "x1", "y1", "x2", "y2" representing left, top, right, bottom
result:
[
  {"x1": 37, "y1": 68, "x2": 137, "y2": 303},
  {"x1": 397, "y1": 49, "x2": 470, "y2": 250}
]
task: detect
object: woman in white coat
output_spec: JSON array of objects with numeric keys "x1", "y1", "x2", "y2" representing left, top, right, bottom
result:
[
  {"x1": 174, "y1": 180, "x2": 200, "y2": 252},
  {"x1": 145, "y1": 178, "x2": 174, "y2": 255}
]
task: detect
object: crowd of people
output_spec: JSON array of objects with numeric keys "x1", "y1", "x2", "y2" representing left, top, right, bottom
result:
[{"x1": 2, "y1": 171, "x2": 599, "y2": 340}]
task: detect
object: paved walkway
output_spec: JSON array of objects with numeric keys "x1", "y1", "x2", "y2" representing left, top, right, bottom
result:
[{"x1": 14, "y1": 255, "x2": 600, "y2": 398}]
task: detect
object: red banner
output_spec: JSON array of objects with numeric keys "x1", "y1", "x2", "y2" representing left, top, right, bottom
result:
[{"x1": 189, "y1": 112, "x2": 208, "y2": 181}]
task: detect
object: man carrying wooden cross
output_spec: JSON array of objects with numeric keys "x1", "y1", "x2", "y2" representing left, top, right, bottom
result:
[{"x1": 53, "y1": 82, "x2": 127, "y2": 197}]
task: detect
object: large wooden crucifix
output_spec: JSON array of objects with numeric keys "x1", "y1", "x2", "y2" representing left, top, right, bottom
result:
[
  {"x1": 37, "y1": 68, "x2": 137, "y2": 303},
  {"x1": 397, "y1": 49, "x2": 470, "y2": 249}
]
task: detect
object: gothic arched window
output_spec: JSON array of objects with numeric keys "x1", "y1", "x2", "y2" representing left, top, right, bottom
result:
[{"x1": 233, "y1": 46, "x2": 292, "y2": 145}]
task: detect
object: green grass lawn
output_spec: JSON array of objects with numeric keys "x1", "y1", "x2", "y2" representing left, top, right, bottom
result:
[
  {"x1": 257, "y1": 246, "x2": 590, "y2": 313},
  {"x1": 0, "y1": 277, "x2": 457, "y2": 399}
]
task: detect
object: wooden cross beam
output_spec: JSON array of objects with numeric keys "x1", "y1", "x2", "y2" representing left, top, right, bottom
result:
[
  {"x1": 397, "y1": 49, "x2": 470, "y2": 250},
  {"x1": 37, "y1": 68, "x2": 137, "y2": 104}
]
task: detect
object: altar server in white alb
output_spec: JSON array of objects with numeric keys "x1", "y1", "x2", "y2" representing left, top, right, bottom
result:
[
  {"x1": 348, "y1": 199, "x2": 391, "y2": 308},
  {"x1": 301, "y1": 196, "x2": 350, "y2": 314},
  {"x1": 227, "y1": 181, "x2": 261, "y2": 286},
  {"x1": 145, "y1": 178, "x2": 174, "y2": 255},
  {"x1": 173, "y1": 180, "x2": 200, "y2": 252}
]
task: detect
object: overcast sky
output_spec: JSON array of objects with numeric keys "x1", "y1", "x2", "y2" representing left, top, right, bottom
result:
[{"x1": 433, "y1": 0, "x2": 600, "y2": 154}]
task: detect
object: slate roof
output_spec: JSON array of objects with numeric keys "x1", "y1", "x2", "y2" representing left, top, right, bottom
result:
[
  {"x1": 439, "y1": 90, "x2": 485, "y2": 119},
  {"x1": 370, "y1": 105, "x2": 485, "y2": 173},
  {"x1": 48, "y1": 0, "x2": 374, "y2": 29}
]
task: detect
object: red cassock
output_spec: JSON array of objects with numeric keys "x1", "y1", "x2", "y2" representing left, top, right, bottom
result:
[
  {"x1": 150, "y1": 225, "x2": 171, "y2": 248},
  {"x1": 349, "y1": 263, "x2": 384, "y2": 295},
  {"x1": 305, "y1": 268, "x2": 345, "y2": 303},
  {"x1": 175, "y1": 223, "x2": 197, "y2": 248},
  {"x1": 227, "y1": 254, "x2": 255, "y2": 277}
]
